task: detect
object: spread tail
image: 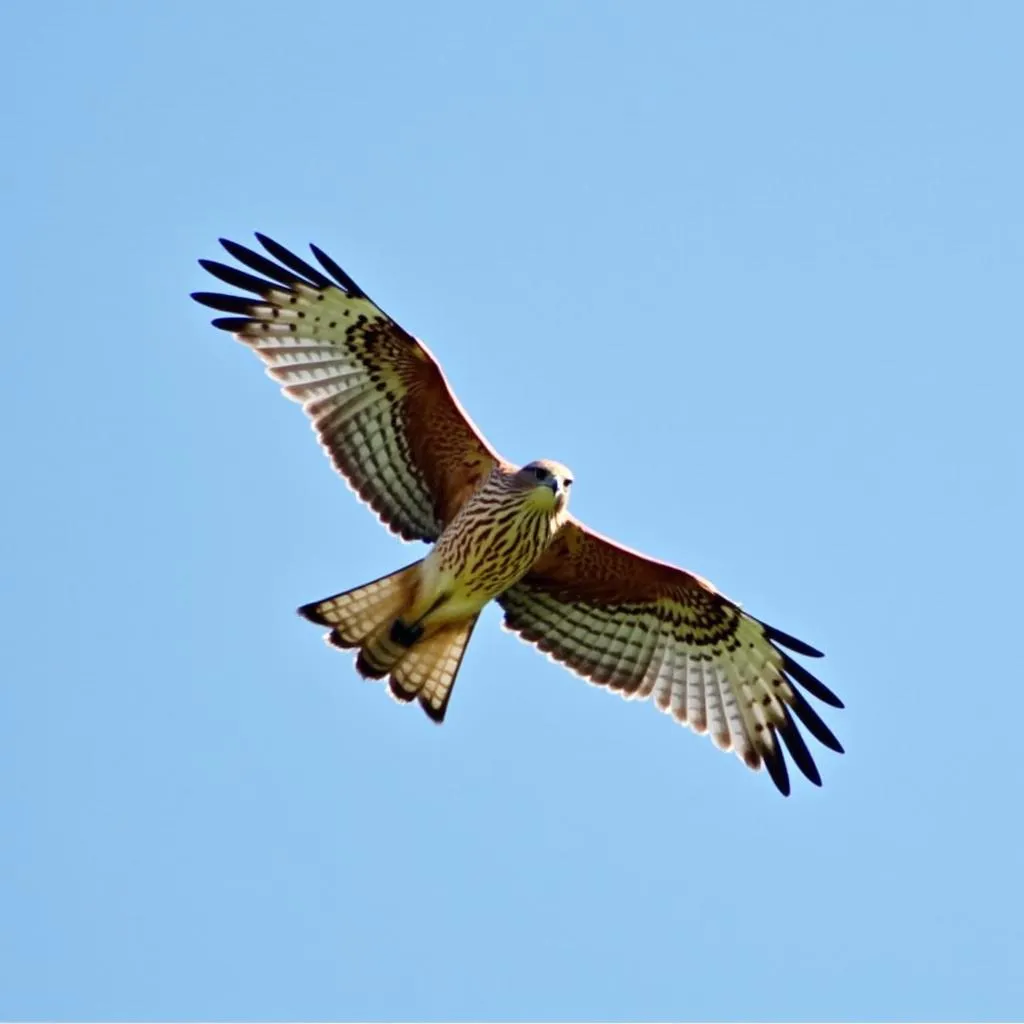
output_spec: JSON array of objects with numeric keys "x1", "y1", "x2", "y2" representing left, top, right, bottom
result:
[
  {"x1": 386, "y1": 614, "x2": 480, "y2": 722},
  {"x1": 298, "y1": 563, "x2": 478, "y2": 722},
  {"x1": 298, "y1": 561, "x2": 421, "y2": 661}
]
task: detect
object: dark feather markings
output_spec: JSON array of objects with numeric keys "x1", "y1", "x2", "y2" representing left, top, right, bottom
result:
[
  {"x1": 219, "y1": 237, "x2": 308, "y2": 288},
  {"x1": 296, "y1": 601, "x2": 332, "y2": 626},
  {"x1": 356, "y1": 650, "x2": 389, "y2": 680},
  {"x1": 761, "y1": 736, "x2": 791, "y2": 796},
  {"x1": 781, "y1": 652, "x2": 844, "y2": 708},
  {"x1": 192, "y1": 235, "x2": 843, "y2": 792},
  {"x1": 255, "y1": 233, "x2": 335, "y2": 290},
  {"x1": 760, "y1": 620, "x2": 824, "y2": 658},
  {"x1": 310, "y1": 243, "x2": 367, "y2": 298},
  {"x1": 205, "y1": 233, "x2": 371, "y2": 315},
  {"x1": 787, "y1": 688, "x2": 845, "y2": 753},
  {"x1": 327, "y1": 628, "x2": 357, "y2": 651},
  {"x1": 210, "y1": 317, "x2": 254, "y2": 332},
  {"x1": 198, "y1": 258, "x2": 278, "y2": 297},
  {"x1": 420, "y1": 695, "x2": 446, "y2": 724},
  {"x1": 191, "y1": 291, "x2": 255, "y2": 315},
  {"x1": 776, "y1": 706, "x2": 822, "y2": 786},
  {"x1": 387, "y1": 676, "x2": 417, "y2": 702}
]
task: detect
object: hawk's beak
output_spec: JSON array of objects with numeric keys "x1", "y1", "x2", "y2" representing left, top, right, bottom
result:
[{"x1": 544, "y1": 477, "x2": 559, "y2": 494}]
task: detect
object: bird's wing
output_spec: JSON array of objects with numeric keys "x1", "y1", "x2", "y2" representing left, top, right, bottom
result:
[
  {"x1": 193, "y1": 235, "x2": 502, "y2": 542},
  {"x1": 497, "y1": 517, "x2": 844, "y2": 794}
]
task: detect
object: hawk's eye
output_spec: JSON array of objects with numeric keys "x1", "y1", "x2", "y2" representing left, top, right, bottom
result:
[
  {"x1": 564, "y1": 478, "x2": 573, "y2": 487},
  {"x1": 533, "y1": 466, "x2": 549, "y2": 481}
]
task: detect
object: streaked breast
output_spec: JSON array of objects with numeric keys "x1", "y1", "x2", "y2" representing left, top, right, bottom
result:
[{"x1": 434, "y1": 483, "x2": 555, "y2": 598}]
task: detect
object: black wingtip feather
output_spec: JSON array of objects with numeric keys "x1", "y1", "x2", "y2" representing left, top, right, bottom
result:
[
  {"x1": 777, "y1": 707, "x2": 823, "y2": 786},
  {"x1": 762, "y1": 621, "x2": 824, "y2": 658},
  {"x1": 310, "y1": 243, "x2": 366, "y2": 298},
  {"x1": 220, "y1": 237, "x2": 305, "y2": 288},
  {"x1": 788, "y1": 689, "x2": 845, "y2": 754},
  {"x1": 210, "y1": 317, "x2": 253, "y2": 332},
  {"x1": 199, "y1": 258, "x2": 278, "y2": 296},
  {"x1": 781, "y1": 653, "x2": 845, "y2": 708},
  {"x1": 761, "y1": 738, "x2": 791, "y2": 796},
  {"x1": 255, "y1": 233, "x2": 334, "y2": 290},
  {"x1": 191, "y1": 291, "x2": 255, "y2": 314}
]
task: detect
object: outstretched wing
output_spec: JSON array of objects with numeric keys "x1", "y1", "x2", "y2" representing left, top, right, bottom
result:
[
  {"x1": 192, "y1": 234, "x2": 502, "y2": 542},
  {"x1": 498, "y1": 518, "x2": 844, "y2": 795}
]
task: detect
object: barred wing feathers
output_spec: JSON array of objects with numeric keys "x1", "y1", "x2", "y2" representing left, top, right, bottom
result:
[
  {"x1": 498, "y1": 519, "x2": 844, "y2": 795},
  {"x1": 192, "y1": 235, "x2": 500, "y2": 542}
]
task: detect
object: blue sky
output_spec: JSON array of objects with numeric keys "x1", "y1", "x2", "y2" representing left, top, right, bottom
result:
[{"x1": 3, "y1": 1, "x2": 1022, "y2": 1020}]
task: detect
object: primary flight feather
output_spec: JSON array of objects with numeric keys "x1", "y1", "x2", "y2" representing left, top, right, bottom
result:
[{"x1": 192, "y1": 234, "x2": 844, "y2": 795}]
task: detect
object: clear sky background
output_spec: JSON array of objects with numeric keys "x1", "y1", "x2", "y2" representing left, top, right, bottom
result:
[{"x1": 3, "y1": 2, "x2": 1022, "y2": 1020}]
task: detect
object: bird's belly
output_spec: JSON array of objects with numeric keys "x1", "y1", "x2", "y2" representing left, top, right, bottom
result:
[{"x1": 421, "y1": 514, "x2": 551, "y2": 625}]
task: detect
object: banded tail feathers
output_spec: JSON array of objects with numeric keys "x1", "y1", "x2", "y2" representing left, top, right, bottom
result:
[{"x1": 298, "y1": 563, "x2": 478, "y2": 723}]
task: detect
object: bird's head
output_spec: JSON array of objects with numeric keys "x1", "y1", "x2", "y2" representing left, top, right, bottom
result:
[{"x1": 516, "y1": 459, "x2": 574, "y2": 513}]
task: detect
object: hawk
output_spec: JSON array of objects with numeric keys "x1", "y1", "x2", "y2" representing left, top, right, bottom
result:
[{"x1": 192, "y1": 234, "x2": 844, "y2": 795}]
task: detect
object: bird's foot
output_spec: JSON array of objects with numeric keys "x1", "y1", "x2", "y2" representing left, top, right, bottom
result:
[{"x1": 389, "y1": 618, "x2": 424, "y2": 647}]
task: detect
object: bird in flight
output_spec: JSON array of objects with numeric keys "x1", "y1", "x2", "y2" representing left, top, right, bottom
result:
[{"x1": 192, "y1": 234, "x2": 844, "y2": 795}]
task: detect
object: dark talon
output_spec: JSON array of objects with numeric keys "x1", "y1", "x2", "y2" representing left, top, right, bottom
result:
[{"x1": 389, "y1": 619, "x2": 424, "y2": 647}]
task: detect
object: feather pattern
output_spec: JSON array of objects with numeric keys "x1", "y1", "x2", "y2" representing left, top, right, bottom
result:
[
  {"x1": 498, "y1": 518, "x2": 843, "y2": 795},
  {"x1": 194, "y1": 236, "x2": 845, "y2": 794},
  {"x1": 389, "y1": 616, "x2": 480, "y2": 722},
  {"x1": 193, "y1": 234, "x2": 500, "y2": 541}
]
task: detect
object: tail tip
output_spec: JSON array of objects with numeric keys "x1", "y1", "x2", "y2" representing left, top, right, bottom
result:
[
  {"x1": 386, "y1": 676, "x2": 417, "y2": 702},
  {"x1": 325, "y1": 629, "x2": 357, "y2": 651},
  {"x1": 298, "y1": 600, "x2": 331, "y2": 626},
  {"x1": 419, "y1": 695, "x2": 447, "y2": 724},
  {"x1": 356, "y1": 649, "x2": 390, "y2": 680}
]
